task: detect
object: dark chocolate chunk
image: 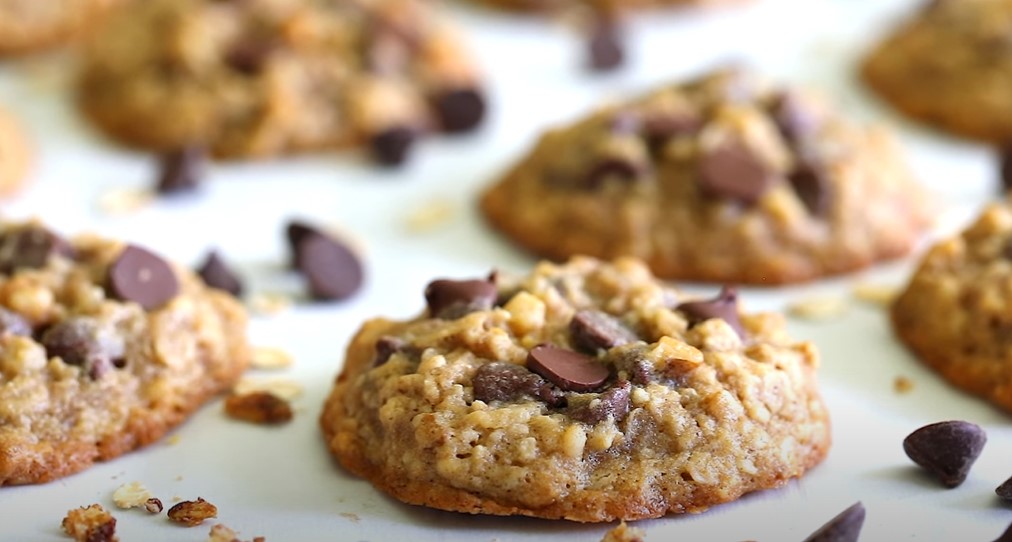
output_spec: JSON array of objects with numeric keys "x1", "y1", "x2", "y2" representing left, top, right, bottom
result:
[
  {"x1": 156, "y1": 146, "x2": 204, "y2": 195},
  {"x1": 371, "y1": 126, "x2": 415, "y2": 167},
  {"x1": 225, "y1": 39, "x2": 275, "y2": 75},
  {"x1": 586, "y1": 20, "x2": 624, "y2": 72},
  {"x1": 196, "y1": 250, "x2": 243, "y2": 297},
  {"x1": 0, "y1": 226, "x2": 73, "y2": 274},
  {"x1": 903, "y1": 420, "x2": 987, "y2": 488},
  {"x1": 473, "y1": 362, "x2": 562, "y2": 406},
  {"x1": 373, "y1": 335, "x2": 408, "y2": 366},
  {"x1": 802, "y1": 502, "x2": 865, "y2": 542},
  {"x1": 583, "y1": 157, "x2": 644, "y2": 189},
  {"x1": 0, "y1": 307, "x2": 31, "y2": 337},
  {"x1": 570, "y1": 309, "x2": 637, "y2": 352},
  {"x1": 41, "y1": 317, "x2": 126, "y2": 380},
  {"x1": 644, "y1": 111, "x2": 703, "y2": 152},
  {"x1": 296, "y1": 232, "x2": 364, "y2": 301},
  {"x1": 527, "y1": 344, "x2": 609, "y2": 393},
  {"x1": 285, "y1": 220, "x2": 317, "y2": 269},
  {"x1": 769, "y1": 90, "x2": 819, "y2": 144},
  {"x1": 994, "y1": 521, "x2": 1012, "y2": 542},
  {"x1": 697, "y1": 140, "x2": 777, "y2": 204},
  {"x1": 424, "y1": 278, "x2": 497, "y2": 319},
  {"x1": 999, "y1": 146, "x2": 1012, "y2": 194},
  {"x1": 997, "y1": 475, "x2": 1012, "y2": 501},
  {"x1": 569, "y1": 380, "x2": 632, "y2": 424},
  {"x1": 789, "y1": 162, "x2": 831, "y2": 216},
  {"x1": 107, "y1": 244, "x2": 180, "y2": 311},
  {"x1": 433, "y1": 88, "x2": 486, "y2": 133},
  {"x1": 676, "y1": 286, "x2": 745, "y2": 339}
]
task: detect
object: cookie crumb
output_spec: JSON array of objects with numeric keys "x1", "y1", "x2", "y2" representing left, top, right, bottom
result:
[
  {"x1": 62, "y1": 504, "x2": 118, "y2": 542},
  {"x1": 225, "y1": 391, "x2": 294, "y2": 425},
  {"x1": 165, "y1": 434, "x2": 182, "y2": 446},
  {"x1": 852, "y1": 282, "x2": 898, "y2": 306},
  {"x1": 112, "y1": 481, "x2": 153, "y2": 509},
  {"x1": 404, "y1": 199, "x2": 456, "y2": 233},
  {"x1": 97, "y1": 187, "x2": 154, "y2": 216},
  {"x1": 894, "y1": 375, "x2": 914, "y2": 394},
  {"x1": 207, "y1": 523, "x2": 266, "y2": 542},
  {"x1": 167, "y1": 497, "x2": 218, "y2": 527},
  {"x1": 600, "y1": 521, "x2": 646, "y2": 542},
  {"x1": 144, "y1": 498, "x2": 164, "y2": 514},
  {"x1": 250, "y1": 346, "x2": 293, "y2": 370},
  {"x1": 247, "y1": 292, "x2": 292, "y2": 316},
  {"x1": 787, "y1": 296, "x2": 848, "y2": 320},
  {"x1": 234, "y1": 377, "x2": 303, "y2": 401}
]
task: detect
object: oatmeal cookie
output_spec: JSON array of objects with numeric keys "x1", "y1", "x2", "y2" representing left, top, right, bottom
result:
[
  {"x1": 0, "y1": 0, "x2": 122, "y2": 56},
  {"x1": 892, "y1": 201, "x2": 1012, "y2": 413},
  {"x1": 320, "y1": 257, "x2": 831, "y2": 522},
  {"x1": 464, "y1": 0, "x2": 739, "y2": 13},
  {"x1": 0, "y1": 221, "x2": 249, "y2": 485},
  {"x1": 0, "y1": 107, "x2": 30, "y2": 197},
  {"x1": 861, "y1": 0, "x2": 1012, "y2": 142},
  {"x1": 77, "y1": 0, "x2": 485, "y2": 163},
  {"x1": 479, "y1": 67, "x2": 934, "y2": 285}
]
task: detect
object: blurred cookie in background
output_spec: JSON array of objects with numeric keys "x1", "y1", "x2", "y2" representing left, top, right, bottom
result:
[
  {"x1": 0, "y1": 107, "x2": 31, "y2": 197},
  {"x1": 0, "y1": 0, "x2": 123, "y2": 57}
]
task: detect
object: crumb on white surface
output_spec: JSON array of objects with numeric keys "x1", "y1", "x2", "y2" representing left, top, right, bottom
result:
[
  {"x1": 250, "y1": 346, "x2": 294, "y2": 370},
  {"x1": 96, "y1": 187, "x2": 154, "y2": 216},
  {"x1": 62, "y1": 504, "x2": 118, "y2": 542},
  {"x1": 787, "y1": 296, "x2": 848, "y2": 320},
  {"x1": 404, "y1": 198, "x2": 456, "y2": 233},
  {"x1": 852, "y1": 283, "x2": 899, "y2": 306},
  {"x1": 894, "y1": 375, "x2": 914, "y2": 394},
  {"x1": 234, "y1": 377, "x2": 304, "y2": 401},
  {"x1": 247, "y1": 292, "x2": 292, "y2": 316},
  {"x1": 112, "y1": 481, "x2": 153, "y2": 510}
]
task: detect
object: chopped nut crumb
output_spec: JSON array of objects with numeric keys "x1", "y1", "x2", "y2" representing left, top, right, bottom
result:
[
  {"x1": 787, "y1": 296, "x2": 848, "y2": 320},
  {"x1": 207, "y1": 523, "x2": 265, "y2": 542},
  {"x1": 112, "y1": 481, "x2": 153, "y2": 509},
  {"x1": 250, "y1": 346, "x2": 294, "y2": 370},
  {"x1": 144, "y1": 498, "x2": 164, "y2": 514},
  {"x1": 852, "y1": 283, "x2": 899, "y2": 306},
  {"x1": 234, "y1": 377, "x2": 303, "y2": 401},
  {"x1": 600, "y1": 520, "x2": 646, "y2": 542},
  {"x1": 225, "y1": 391, "x2": 294, "y2": 425},
  {"x1": 62, "y1": 504, "x2": 118, "y2": 542},
  {"x1": 167, "y1": 497, "x2": 218, "y2": 527},
  {"x1": 339, "y1": 512, "x2": 360, "y2": 522},
  {"x1": 165, "y1": 434, "x2": 181, "y2": 446},
  {"x1": 404, "y1": 199, "x2": 456, "y2": 233},
  {"x1": 97, "y1": 188, "x2": 154, "y2": 215},
  {"x1": 247, "y1": 292, "x2": 292, "y2": 316},
  {"x1": 894, "y1": 376, "x2": 914, "y2": 394}
]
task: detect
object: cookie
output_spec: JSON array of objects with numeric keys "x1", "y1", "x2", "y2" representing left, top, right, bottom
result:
[
  {"x1": 320, "y1": 257, "x2": 831, "y2": 522},
  {"x1": 0, "y1": 0, "x2": 120, "y2": 56},
  {"x1": 0, "y1": 107, "x2": 31, "y2": 197},
  {"x1": 465, "y1": 0, "x2": 739, "y2": 13},
  {"x1": 892, "y1": 201, "x2": 1012, "y2": 413},
  {"x1": 479, "y1": 67, "x2": 934, "y2": 285},
  {"x1": 77, "y1": 0, "x2": 486, "y2": 163},
  {"x1": 0, "y1": 221, "x2": 249, "y2": 485},
  {"x1": 861, "y1": 0, "x2": 1012, "y2": 142}
]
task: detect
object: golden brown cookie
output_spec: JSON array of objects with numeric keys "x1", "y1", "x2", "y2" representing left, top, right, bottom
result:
[
  {"x1": 892, "y1": 201, "x2": 1012, "y2": 413},
  {"x1": 0, "y1": 0, "x2": 121, "y2": 56},
  {"x1": 480, "y1": 67, "x2": 934, "y2": 285},
  {"x1": 861, "y1": 0, "x2": 1012, "y2": 142},
  {"x1": 464, "y1": 0, "x2": 739, "y2": 13},
  {"x1": 77, "y1": 0, "x2": 486, "y2": 164},
  {"x1": 0, "y1": 221, "x2": 249, "y2": 486},
  {"x1": 320, "y1": 257, "x2": 831, "y2": 522},
  {"x1": 0, "y1": 107, "x2": 30, "y2": 197}
]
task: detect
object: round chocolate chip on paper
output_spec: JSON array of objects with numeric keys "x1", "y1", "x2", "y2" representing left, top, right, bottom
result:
[
  {"x1": 586, "y1": 20, "x2": 624, "y2": 72},
  {"x1": 296, "y1": 232, "x2": 364, "y2": 301},
  {"x1": 697, "y1": 139, "x2": 777, "y2": 205},
  {"x1": 285, "y1": 220, "x2": 318, "y2": 269},
  {"x1": 424, "y1": 278, "x2": 497, "y2": 319},
  {"x1": 108, "y1": 244, "x2": 180, "y2": 310},
  {"x1": 371, "y1": 126, "x2": 416, "y2": 167},
  {"x1": 156, "y1": 145, "x2": 205, "y2": 195},
  {"x1": 676, "y1": 286, "x2": 745, "y2": 339},
  {"x1": 802, "y1": 502, "x2": 865, "y2": 542},
  {"x1": 433, "y1": 88, "x2": 486, "y2": 133},
  {"x1": 526, "y1": 343, "x2": 610, "y2": 393},
  {"x1": 903, "y1": 420, "x2": 986, "y2": 488},
  {"x1": 196, "y1": 249, "x2": 244, "y2": 297}
]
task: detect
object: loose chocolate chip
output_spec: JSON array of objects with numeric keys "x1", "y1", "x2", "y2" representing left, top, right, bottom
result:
[
  {"x1": 676, "y1": 286, "x2": 745, "y2": 339},
  {"x1": 196, "y1": 250, "x2": 243, "y2": 297},
  {"x1": 0, "y1": 307, "x2": 31, "y2": 337},
  {"x1": 225, "y1": 39, "x2": 274, "y2": 75},
  {"x1": 424, "y1": 278, "x2": 497, "y2": 319},
  {"x1": 997, "y1": 475, "x2": 1012, "y2": 501},
  {"x1": 994, "y1": 521, "x2": 1012, "y2": 542},
  {"x1": 527, "y1": 344, "x2": 610, "y2": 393},
  {"x1": 769, "y1": 90, "x2": 819, "y2": 145},
  {"x1": 373, "y1": 335, "x2": 408, "y2": 366},
  {"x1": 802, "y1": 502, "x2": 865, "y2": 542},
  {"x1": 371, "y1": 126, "x2": 415, "y2": 167},
  {"x1": 586, "y1": 20, "x2": 624, "y2": 72},
  {"x1": 0, "y1": 226, "x2": 73, "y2": 274},
  {"x1": 903, "y1": 420, "x2": 987, "y2": 488},
  {"x1": 583, "y1": 157, "x2": 644, "y2": 189},
  {"x1": 998, "y1": 146, "x2": 1012, "y2": 194},
  {"x1": 433, "y1": 88, "x2": 486, "y2": 133},
  {"x1": 41, "y1": 317, "x2": 126, "y2": 380},
  {"x1": 285, "y1": 220, "x2": 318, "y2": 269},
  {"x1": 107, "y1": 244, "x2": 180, "y2": 311},
  {"x1": 570, "y1": 309, "x2": 637, "y2": 352},
  {"x1": 296, "y1": 232, "x2": 364, "y2": 301},
  {"x1": 569, "y1": 380, "x2": 632, "y2": 424},
  {"x1": 789, "y1": 162, "x2": 831, "y2": 216},
  {"x1": 156, "y1": 146, "x2": 204, "y2": 195},
  {"x1": 697, "y1": 140, "x2": 777, "y2": 205},
  {"x1": 473, "y1": 362, "x2": 562, "y2": 406}
]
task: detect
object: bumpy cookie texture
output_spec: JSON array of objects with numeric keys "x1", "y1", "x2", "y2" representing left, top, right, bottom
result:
[
  {"x1": 78, "y1": 0, "x2": 485, "y2": 161},
  {"x1": 892, "y1": 202, "x2": 1012, "y2": 413},
  {"x1": 0, "y1": 0, "x2": 121, "y2": 56},
  {"x1": 480, "y1": 68, "x2": 933, "y2": 285},
  {"x1": 861, "y1": 0, "x2": 1012, "y2": 142},
  {"x1": 0, "y1": 107, "x2": 30, "y2": 197},
  {"x1": 0, "y1": 221, "x2": 249, "y2": 485},
  {"x1": 466, "y1": 0, "x2": 740, "y2": 13},
  {"x1": 320, "y1": 257, "x2": 831, "y2": 522}
]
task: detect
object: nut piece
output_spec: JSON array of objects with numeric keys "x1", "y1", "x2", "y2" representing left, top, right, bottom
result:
[
  {"x1": 167, "y1": 497, "x2": 218, "y2": 527},
  {"x1": 112, "y1": 481, "x2": 153, "y2": 509},
  {"x1": 62, "y1": 504, "x2": 118, "y2": 542},
  {"x1": 224, "y1": 391, "x2": 294, "y2": 425},
  {"x1": 894, "y1": 376, "x2": 914, "y2": 394}
]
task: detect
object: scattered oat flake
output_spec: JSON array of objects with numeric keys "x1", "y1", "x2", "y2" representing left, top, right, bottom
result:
[
  {"x1": 62, "y1": 504, "x2": 118, "y2": 542},
  {"x1": 340, "y1": 512, "x2": 360, "y2": 523},
  {"x1": 404, "y1": 199, "x2": 456, "y2": 233},
  {"x1": 167, "y1": 497, "x2": 218, "y2": 527},
  {"x1": 165, "y1": 434, "x2": 181, "y2": 446},
  {"x1": 247, "y1": 292, "x2": 292, "y2": 316},
  {"x1": 234, "y1": 376, "x2": 303, "y2": 401},
  {"x1": 112, "y1": 481, "x2": 153, "y2": 509},
  {"x1": 894, "y1": 376, "x2": 915, "y2": 394},
  {"x1": 225, "y1": 391, "x2": 294, "y2": 425},
  {"x1": 250, "y1": 346, "x2": 293, "y2": 370},
  {"x1": 97, "y1": 187, "x2": 154, "y2": 215},
  {"x1": 787, "y1": 296, "x2": 848, "y2": 320},
  {"x1": 852, "y1": 283, "x2": 899, "y2": 306}
]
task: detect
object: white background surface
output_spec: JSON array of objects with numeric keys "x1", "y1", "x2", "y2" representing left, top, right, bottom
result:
[{"x1": 1, "y1": 0, "x2": 1011, "y2": 540}]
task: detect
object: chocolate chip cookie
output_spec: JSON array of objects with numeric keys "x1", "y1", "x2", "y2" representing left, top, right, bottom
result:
[
  {"x1": 0, "y1": 107, "x2": 30, "y2": 197},
  {"x1": 892, "y1": 202, "x2": 1012, "y2": 413},
  {"x1": 0, "y1": 221, "x2": 249, "y2": 485},
  {"x1": 77, "y1": 0, "x2": 485, "y2": 163},
  {"x1": 464, "y1": 0, "x2": 739, "y2": 13},
  {"x1": 479, "y1": 67, "x2": 934, "y2": 285},
  {"x1": 861, "y1": 0, "x2": 1012, "y2": 142},
  {"x1": 320, "y1": 257, "x2": 831, "y2": 522},
  {"x1": 0, "y1": 0, "x2": 121, "y2": 56}
]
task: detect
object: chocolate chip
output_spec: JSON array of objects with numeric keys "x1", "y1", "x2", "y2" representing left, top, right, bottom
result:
[
  {"x1": 802, "y1": 502, "x2": 865, "y2": 542},
  {"x1": 994, "y1": 521, "x2": 1012, "y2": 542},
  {"x1": 903, "y1": 420, "x2": 987, "y2": 488},
  {"x1": 769, "y1": 90, "x2": 819, "y2": 145},
  {"x1": 586, "y1": 20, "x2": 624, "y2": 72},
  {"x1": 0, "y1": 307, "x2": 31, "y2": 337},
  {"x1": 789, "y1": 162, "x2": 831, "y2": 216},
  {"x1": 371, "y1": 126, "x2": 415, "y2": 167},
  {"x1": 997, "y1": 475, "x2": 1012, "y2": 501},
  {"x1": 433, "y1": 88, "x2": 486, "y2": 133},
  {"x1": 424, "y1": 278, "x2": 497, "y2": 319},
  {"x1": 472, "y1": 362, "x2": 562, "y2": 406},
  {"x1": 527, "y1": 344, "x2": 610, "y2": 393},
  {"x1": 373, "y1": 335, "x2": 408, "y2": 366},
  {"x1": 697, "y1": 140, "x2": 777, "y2": 204},
  {"x1": 644, "y1": 111, "x2": 703, "y2": 152},
  {"x1": 998, "y1": 146, "x2": 1012, "y2": 194},
  {"x1": 285, "y1": 220, "x2": 317, "y2": 269},
  {"x1": 569, "y1": 381, "x2": 631, "y2": 424},
  {"x1": 225, "y1": 39, "x2": 274, "y2": 75},
  {"x1": 196, "y1": 250, "x2": 243, "y2": 297},
  {"x1": 570, "y1": 310, "x2": 637, "y2": 352},
  {"x1": 107, "y1": 245, "x2": 180, "y2": 311},
  {"x1": 0, "y1": 226, "x2": 73, "y2": 274},
  {"x1": 583, "y1": 157, "x2": 644, "y2": 189},
  {"x1": 295, "y1": 232, "x2": 364, "y2": 301},
  {"x1": 677, "y1": 286, "x2": 745, "y2": 339},
  {"x1": 156, "y1": 146, "x2": 204, "y2": 195},
  {"x1": 41, "y1": 317, "x2": 125, "y2": 380}
]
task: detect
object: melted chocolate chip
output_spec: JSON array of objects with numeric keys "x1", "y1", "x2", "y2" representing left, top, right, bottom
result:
[
  {"x1": 903, "y1": 420, "x2": 987, "y2": 488},
  {"x1": 196, "y1": 250, "x2": 243, "y2": 297},
  {"x1": 527, "y1": 344, "x2": 610, "y2": 393},
  {"x1": 472, "y1": 362, "x2": 562, "y2": 406},
  {"x1": 999, "y1": 146, "x2": 1012, "y2": 194},
  {"x1": 997, "y1": 475, "x2": 1012, "y2": 501},
  {"x1": 433, "y1": 88, "x2": 486, "y2": 133},
  {"x1": 373, "y1": 335, "x2": 408, "y2": 366},
  {"x1": 569, "y1": 381, "x2": 632, "y2": 424},
  {"x1": 0, "y1": 307, "x2": 31, "y2": 337},
  {"x1": 41, "y1": 317, "x2": 126, "y2": 380},
  {"x1": 297, "y1": 233, "x2": 364, "y2": 301},
  {"x1": 583, "y1": 157, "x2": 644, "y2": 189},
  {"x1": 107, "y1": 245, "x2": 180, "y2": 311},
  {"x1": 225, "y1": 39, "x2": 275, "y2": 75},
  {"x1": 802, "y1": 502, "x2": 865, "y2": 542},
  {"x1": 677, "y1": 286, "x2": 745, "y2": 339},
  {"x1": 156, "y1": 146, "x2": 204, "y2": 195},
  {"x1": 424, "y1": 278, "x2": 497, "y2": 319},
  {"x1": 586, "y1": 20, "x2": 624, "y2": 72},
  {"x1": 371, "y1": 126, "x2": 415, "y2": 167},
  {"x1": 0, "y1": 226, "x2": 74, "y2": 274},
  {"x1": 570, "y1": 309, "x2": 637, "y2": 352},
  {"x1": 697, "y1": 140, "x2": 776, "y2": 204},
  {"x1": 789, "y1": 162, "x2": 831, "y2": 216},
  {"x1": 770, "y1": 90, "x2": 819, "y2": 144}
]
